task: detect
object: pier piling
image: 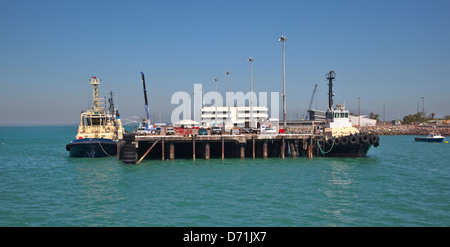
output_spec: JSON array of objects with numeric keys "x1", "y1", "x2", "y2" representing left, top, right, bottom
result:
[
  {"x1": 161, "y1": 138, "x2": 164, "y2": 161},
  {"x1": 205, "y1": 142, "x2": 210, "y2": 160},
  {"x1": 169, "y1": 142, "x2": 174, "y2": 161},
  {"x1": 263, "y1": 140, "x2": 268, "y2": 159},
  {"x1": 290, "y1": 142, "x2": 296, "y2": 158},
  {"x1": 222, "y1": 136, "x2": 225, "y2": 160},
  {"x1": 193, "y1": 135, "x2": 196, "y2": 161},
  {"x1": 240, "y1": 143, "x2": 245, "y2": 159}
]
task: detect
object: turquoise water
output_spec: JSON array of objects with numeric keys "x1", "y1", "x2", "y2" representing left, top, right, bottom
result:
[{"x1": 0, "y1": 126, "x2": 449, "y2": 226}]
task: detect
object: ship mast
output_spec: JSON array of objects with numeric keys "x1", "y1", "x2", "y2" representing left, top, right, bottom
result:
[
  {"x1": 326, "y1": 71, "x2": 336, "y2": 110},
  {"x1": 90, "y1": 76, "x2": 101, "y2": 112}
]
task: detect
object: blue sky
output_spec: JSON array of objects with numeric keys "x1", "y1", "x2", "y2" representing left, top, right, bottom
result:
[{"x1": 1, "y1": 0, "x2": 449, "y2": 125}]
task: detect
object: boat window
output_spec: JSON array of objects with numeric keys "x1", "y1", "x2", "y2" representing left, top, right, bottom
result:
[
  {"x1": 91, "y1": 118, "x2": 100, "y2": 126},
  {"x1": 340, "y1": 113, "x2": 345, "y2": 118},
  {"x1": 86, "y1": 118, "x2": 91, "y2": 126},
  {"x1": 335, "y1": 113, "x2": 339, "y2": 118}
]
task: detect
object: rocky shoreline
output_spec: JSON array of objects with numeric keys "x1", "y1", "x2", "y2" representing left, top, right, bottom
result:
[
  {"x1": 287, "y1": 125, "x2": 450, "y2": 136},
  {"x1": 360, "y1": 125, "x2": 450, "y2": 136}
]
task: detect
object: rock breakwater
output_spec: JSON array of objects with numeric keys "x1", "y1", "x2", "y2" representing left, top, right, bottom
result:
[{"x1": 360, "y1": 125, "x2": 450, "y2": 136}]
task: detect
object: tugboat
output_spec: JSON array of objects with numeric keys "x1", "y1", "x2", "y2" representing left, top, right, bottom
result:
[
  {"x1": 319, "y1": 71, "x2": 380, "y2": 157},
  {"x1": 66, "y1": 77, "x2": 123, "y2": 158}
]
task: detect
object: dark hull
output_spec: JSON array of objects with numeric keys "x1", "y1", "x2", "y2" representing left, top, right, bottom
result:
[
  {"x1": 323, "y1": 143, "x2": 373, "y2": 157},
  {"x1": 415, "y1": 137, "x2": 444, "y2": 143},
  {"x1": 66, "y1": 138, "x2": 117, "y2": 158},
  {"x1": 319, "y1": 134, "x2": 379, "y2": 157}
]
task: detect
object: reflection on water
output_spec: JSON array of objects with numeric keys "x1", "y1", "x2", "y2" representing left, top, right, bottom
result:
[
  {"x1": 318, "y1": 160, "x2": 358, "y2": 226},
  {"x1": 71, "y1": 159, "x2": 124, "y2": 226}
]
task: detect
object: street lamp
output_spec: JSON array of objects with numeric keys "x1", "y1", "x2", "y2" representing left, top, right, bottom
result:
[
  {"x1": 278, "y1": 35, "x2": 287, "y2": 128},
  {"x1": 226, "y1": 71, "x2": 231, "y2": 125},
  {"x1": 214, "y1": 77, "x2": 219, "y2": 125},
  {"x1": 248, "y1": 57, "x2": 254, "y2": 128}
]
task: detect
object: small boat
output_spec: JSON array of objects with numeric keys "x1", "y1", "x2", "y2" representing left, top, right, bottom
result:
[
  {"x1": 66, "y1": 77, "x2": 124, "y2": 157},
  {"x1": 415, "y1": 133, "x2": 445, "y2": 143}
]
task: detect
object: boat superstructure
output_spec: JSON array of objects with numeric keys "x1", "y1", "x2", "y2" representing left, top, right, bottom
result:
[{"x1": 66, "y1": 76, "x2": 123, "y2": 157}]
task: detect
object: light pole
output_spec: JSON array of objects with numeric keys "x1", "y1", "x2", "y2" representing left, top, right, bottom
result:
[
  {"x1": 279, "y1": 35, "x2": 287, "y2": 128},
  {"x1": 226, "y1": 71, "x2": 231, "y2": 125},
  {"x1": 214, "y1": 77, "x2": 219, "y2": 125},
  {"x1": 358, "y1": 96, "x2": 360, "y2": 129},
  {"x1": 226, "y1": 71, "x2": 230, "y2": 92},
  {"x1": 422, "y1": 96, "x2": 425, "y2": 119},
  {"x1": 248, "y1": 57, "x2": 254, "y2": 128}
]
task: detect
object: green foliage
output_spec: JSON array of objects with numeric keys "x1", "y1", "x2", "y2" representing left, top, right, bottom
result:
[
  {"x1": 402, "y1": 112, "x2": 423, "y2": 124},
  {"x1": 402, "y1": 113, "x2": 450, "y2": 124},
  {"x1": 369, "y1": 112, "x2": 380, "y2": 121}
]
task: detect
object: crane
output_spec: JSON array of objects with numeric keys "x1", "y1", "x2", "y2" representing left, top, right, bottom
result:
[
  {"x1": 306, "y1": 84, "x2": 317, "y2": 120},
  {"x1": 141, "y1": 72, "x2": 151, "y2": 130}
]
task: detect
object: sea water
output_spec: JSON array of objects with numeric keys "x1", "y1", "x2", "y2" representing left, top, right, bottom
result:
[{"x1": 0, "y1": 126, "x2": 448, "y2": 226}]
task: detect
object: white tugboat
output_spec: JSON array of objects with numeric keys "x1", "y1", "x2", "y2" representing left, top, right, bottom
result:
[
  {"x1": 320, "y1": 71, "x2": 379, "y2": 157},
  {"x1": 66, "y1": 76, "x2": 123, "y2": 158}
]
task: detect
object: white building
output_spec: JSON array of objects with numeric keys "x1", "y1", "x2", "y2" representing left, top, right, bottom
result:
[
  {"x1": 201, "y1": 106, "x2": 269, "y2": 129},
  {"x1": 349, "y1": 115, "x2": 377, "y2": 127}
]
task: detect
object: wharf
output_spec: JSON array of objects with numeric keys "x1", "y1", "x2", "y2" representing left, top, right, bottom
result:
[{"x1": 118, "y1": 133, "x2": 318, "y2": 164}]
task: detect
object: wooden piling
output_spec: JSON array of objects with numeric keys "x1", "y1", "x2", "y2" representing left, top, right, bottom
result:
[
  {"x1": 263, "y1": 140, "x2": 268, "y2": 159},
  {"x1": 169, "y1": 142, "x2": 175, "y2": 161},
  {"x1": 290, "y1": 141, "x2": 296, "y2": 158},
  {"x1": 222, "y1": 136, "x2": 224, "y2": 160},
  {"x1": 240, "y1": 143, "x2": 245, "y2": 159},
  {"x1": 252, "y1": 135, "x2": 255, "y2": 159},
  {"x1": 193, "y1": 135, "x2": 196, "y2": 161},
  {"x1": 205, "y1": 142, "x2": 210, "y2": 160},
  {"x1": 161, "y1": 138, "x2": 165, "y2": 161},
  {"x1": 281, "y1": 136, "x2": 285, "y2": 159},
  {"x1": 308, "y1": 136, "x2": 313, "y2": 159}
]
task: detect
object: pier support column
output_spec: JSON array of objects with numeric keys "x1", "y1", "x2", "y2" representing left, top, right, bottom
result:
[
  {"x1": 252, "y1": 135, "x2": 256, "y2": 159},
  {"x1": 263, "y1": 140, "x2": 268, "y2": 159},
  {"x1": 240, "y1": 143, "x2": 245, "y2": 159},
  {"x1": 193, "y1": 135, "x2": 196, "y2": 161},
  {"x1": 308, "y1": 137, "x2": 313, "y2": 159},
  {"x1": 281, "y1": 137, "x2": 285, "y2": 159},
  {"x1": 290, "y1": 141, "x2": 296, "y2": 158},
  {"x1": 222, "y1": 136, "x2": 225, "y2": 160},
  {"x1": 169, "y1": 142, "x2": 175, "y2": 161},
  {"x1": 161, "y1": 138, "x2": 165, "y2": 161},
  {"x1": 205, "y1": 142, "x2": 210, "y2": 160}
]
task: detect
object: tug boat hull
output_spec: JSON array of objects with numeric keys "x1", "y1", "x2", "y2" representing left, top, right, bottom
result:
[
  {"x1": 322, "y1": 142, "x2": 373, "y2": 157},
  {"x1": 318, "y1": 134, "x2": 379, "y2": 158},
  {"x1": 66, "y1": 138, "x2": 117, "y2": 158}
]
